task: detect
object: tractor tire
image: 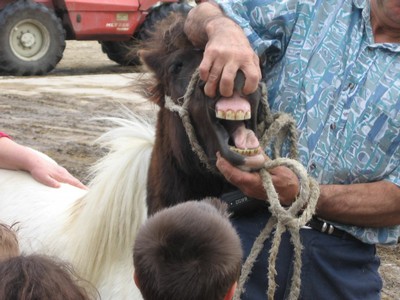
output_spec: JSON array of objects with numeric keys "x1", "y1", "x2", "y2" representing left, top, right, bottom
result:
[
  {"x1": 0, "y1": 1, "x2": 66, "y2": 76},
  {"x1": 100, "y1": 2, "x2": 192, "y2": 66},
  {"x1": 100, "y1": 39, "x2": 139, "y2": 66}
]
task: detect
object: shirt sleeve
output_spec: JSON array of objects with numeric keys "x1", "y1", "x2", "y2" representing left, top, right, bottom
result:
[
  {"x1": 216, "y1": 0, "x2": 300, "y2": 62},
  {"x1": 0, "y1": 132, "x2": 11, "y2": 139},
  {"x1": 385, "y1": 166, "x2": 400, "y2": 188}
]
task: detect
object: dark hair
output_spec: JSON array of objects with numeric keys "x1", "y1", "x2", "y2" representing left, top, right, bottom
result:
[
  {"x1": 0, "y1": 254, "x2": 97, "y2": 300},
  {"x1": 0, "y1": 222, "x2": 19, "y2": 261},
  {"x1": 133, "y1": 198, "x2": 243, "y2": 300}
]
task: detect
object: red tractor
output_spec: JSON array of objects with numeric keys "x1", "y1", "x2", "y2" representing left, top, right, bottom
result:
[{"x1": 0, "y1": 0, "x2": 193, "y2": 75}]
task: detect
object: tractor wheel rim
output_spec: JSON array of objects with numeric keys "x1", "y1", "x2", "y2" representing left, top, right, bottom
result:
[{"x1": 9, "y1": 19, "x2": 51, "y2": 61}]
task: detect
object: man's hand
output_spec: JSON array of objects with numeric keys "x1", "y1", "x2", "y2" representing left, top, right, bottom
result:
[
  {"x1": 216, "y1": 152, "x2": 300, "y2": 206},
  {"x1": 184, "y1": 2, "x2": 261, "y2": 98}
]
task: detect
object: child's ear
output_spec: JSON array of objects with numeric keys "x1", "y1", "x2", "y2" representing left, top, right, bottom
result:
[
  {"x1": 133, "y1": 271, "x2": 140, "y2": 289},
  {"x1": 224, "y1": 281, "x2": 237, "y2": 300}
]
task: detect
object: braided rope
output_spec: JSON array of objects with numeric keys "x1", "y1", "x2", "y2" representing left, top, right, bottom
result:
[
  {"x1": 165, "y1": 69, "x2": 219, "y2": 174},
  {"x1": 164, "y1": 69, "x2": 320, "y2": 299}
]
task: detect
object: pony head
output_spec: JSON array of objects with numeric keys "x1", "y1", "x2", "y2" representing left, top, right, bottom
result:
[{"x1": 139, "y1": 12, "x2": 266, "y2": 172}]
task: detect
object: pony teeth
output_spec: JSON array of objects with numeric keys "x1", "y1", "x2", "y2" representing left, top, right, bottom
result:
[
  {"x1": 216, "y1": 109, "x2": 251, "y2": 120},
  {"x1": 229, "y1": 146, "x2": 260, "y2": 156}
]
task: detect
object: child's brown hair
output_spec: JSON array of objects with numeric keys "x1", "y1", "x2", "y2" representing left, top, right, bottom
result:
[
  {"x1": 0, "y1": 254, "x2": 97, "y2": 300},
  {"x1": 133, "y1": 198, "x2": 243, "y2": 300},
  {"x1": 0, "y1": 222, "x2": 19, "y2": 261}
]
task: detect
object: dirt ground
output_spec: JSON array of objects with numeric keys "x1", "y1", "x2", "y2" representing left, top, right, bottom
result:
[{"x1": 0, "y1": 41, "x2": 399, "y2": 299}]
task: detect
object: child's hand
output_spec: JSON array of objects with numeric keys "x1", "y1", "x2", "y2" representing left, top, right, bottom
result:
[
  {"x1": 28, "y1": 157, "x2": 87, "y2": 189},
  {"x1": 0, "y1": 135, "x2": 87, "y2": 190}
]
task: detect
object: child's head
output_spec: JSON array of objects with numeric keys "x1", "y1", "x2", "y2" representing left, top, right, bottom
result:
[
  {"x1": 0, "y1": 254, "x2": 96, "y2": 300},
  {"x1": 0, "y1": 222, "x2": 19, "y2": 261},
  {"x1": 133, "y1": 198, "x2": 243, "y2": 300}
]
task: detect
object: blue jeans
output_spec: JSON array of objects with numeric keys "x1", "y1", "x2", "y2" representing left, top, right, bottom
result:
[{"x1": 231, "y1": 209, "x2": 382, "y2": 300}]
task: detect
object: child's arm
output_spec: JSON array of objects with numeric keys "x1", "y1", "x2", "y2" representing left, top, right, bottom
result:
[{"x1": 0, "y1": 134, "x2": 87, "y2": 189}]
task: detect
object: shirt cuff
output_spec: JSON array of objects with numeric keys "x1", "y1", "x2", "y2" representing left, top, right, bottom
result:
[{"x1": 0, "y1": 132, "x2": 11, "y2": 139}]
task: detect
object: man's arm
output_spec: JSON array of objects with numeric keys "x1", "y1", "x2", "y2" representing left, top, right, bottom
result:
[
  {"x1": 184, "y1": 1, "x2": 261, "y2": 97},
  {"x1": 318, "y1": 181, "x2": 400, "y2": 227},
  {"x1": 216, "y1": 154, "x2": 400, "y2": 227}
]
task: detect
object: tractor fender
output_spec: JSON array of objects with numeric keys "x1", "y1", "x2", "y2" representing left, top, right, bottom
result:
[
  {"x1": 138, "y1": 0, "x2": 179, "y2": 11},
  {"x1": 0, "y1": 0, "x2": 54, "y2": 11}
]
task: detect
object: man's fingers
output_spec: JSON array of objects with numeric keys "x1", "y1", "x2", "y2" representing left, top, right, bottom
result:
[
  {"x1": 204, "y1": 65, "x2": 261, "y2": 98},
  {"x1": 216, "y1": 153, "x2": 246, "y2": 185},
  {"x1": 204, "y1": 71, "x2": 220, "y2": 98},
  {"x1": 198, "y1": 56, "x2": 212, "y2": 82},
  {"x1": 199, "y1": 47, "x2": 261, "y2": 97},
  {"x1": 219, "y1": 66, "x2": 239, "y2": 97},
  {"x1": 216, "y1": 153, "x2": 235, "y2": 179},
  {"x1": 199, "y1": 49, "x2": 219, "y2": 97},
  {"x1": 242, "y1": 57, "x2": 261, "y2": 95},
  {"x1": 199, "y1": 61, "x2": 221, "y2": 98}
]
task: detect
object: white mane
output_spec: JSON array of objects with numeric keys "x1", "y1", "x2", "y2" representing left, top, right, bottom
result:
[{"x1": 0, "y1": 114, "x2": 155, "y2": 299}]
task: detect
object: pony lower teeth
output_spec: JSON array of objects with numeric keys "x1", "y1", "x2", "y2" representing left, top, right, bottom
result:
[{"x1": 229, "y1": 146, "x2": 260, "y2": 156}]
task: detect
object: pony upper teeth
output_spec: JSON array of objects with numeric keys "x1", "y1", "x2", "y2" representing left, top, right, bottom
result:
[
  {"x1": 226, "y1": 110, "x2": 236, "y2": 120},
  {"x1": 216, "y1": 109, "x2": 251, "y2": 120},
  {"x1": 236, "y1": 110, "x2": 245, "y2": 120}
]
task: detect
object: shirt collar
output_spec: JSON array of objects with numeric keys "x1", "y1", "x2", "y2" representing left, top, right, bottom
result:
[{"x1": 357, "y1": 0, "x2": 400, "y2": 52}]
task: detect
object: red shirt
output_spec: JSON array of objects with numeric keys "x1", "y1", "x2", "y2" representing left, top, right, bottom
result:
[{"x1": 0, "y1": 132, "x2": 11, "y2": 138}]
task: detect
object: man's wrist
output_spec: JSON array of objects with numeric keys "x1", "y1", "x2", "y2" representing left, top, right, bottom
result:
[
  {"x1": 205, "y1": 15, "x2": 238, "y2": 38},
  {"x1": 184, "y1": 2, "x2": 219, "y2": 46}
]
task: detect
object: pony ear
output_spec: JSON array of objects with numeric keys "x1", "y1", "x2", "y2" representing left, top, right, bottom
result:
[
  {"x1": 137, "y1": 12, "x2": 194, "y2": 107},
  {"x1": 138, "y1": 12, "x2": 192, "y2": 73}
]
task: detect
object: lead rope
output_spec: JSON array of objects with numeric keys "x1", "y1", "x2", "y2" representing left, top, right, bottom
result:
[{"x1": 164, "y1": 70, "x2": 320, "y2": 300}]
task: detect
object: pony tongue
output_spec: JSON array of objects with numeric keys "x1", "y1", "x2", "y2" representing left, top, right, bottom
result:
[{"x1": 231, "y1": 123, "x2": 259, "y2": 149}]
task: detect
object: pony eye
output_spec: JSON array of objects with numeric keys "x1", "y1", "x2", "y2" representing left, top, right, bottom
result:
[{"x1": 169, "y1": 62, "x2": 183, "y2": 75}]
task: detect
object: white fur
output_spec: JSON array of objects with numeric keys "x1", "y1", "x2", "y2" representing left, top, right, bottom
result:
[{"x1": 0, "y1": 114, "x2": 155, "y2": 299}]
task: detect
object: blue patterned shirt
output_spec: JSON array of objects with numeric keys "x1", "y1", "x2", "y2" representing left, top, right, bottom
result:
[{"x1": 218, "y1": 0, "x2": 400, "y2": 244}]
